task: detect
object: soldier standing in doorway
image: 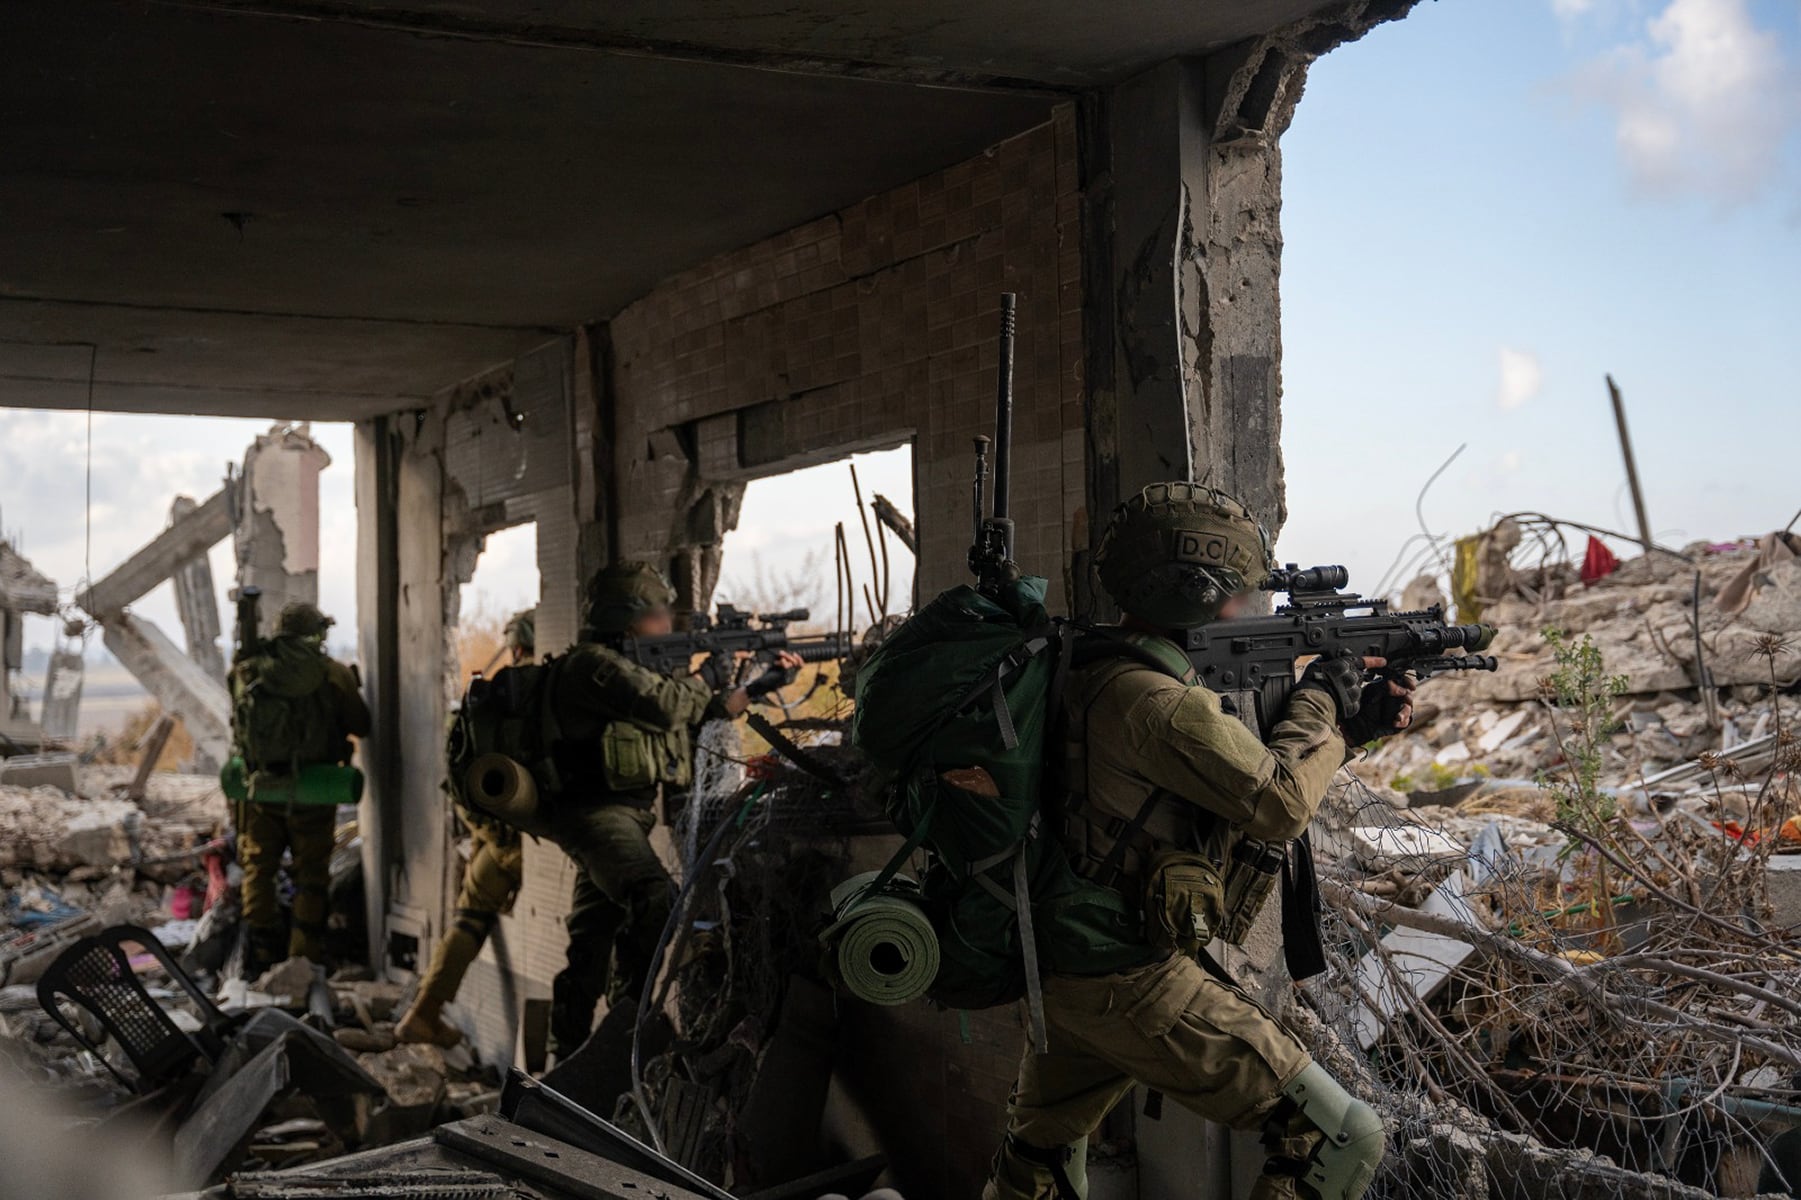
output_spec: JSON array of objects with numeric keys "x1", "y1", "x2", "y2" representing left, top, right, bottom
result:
[{"x1": 230, "y1": 601, "x2": 371, "y2": 978}]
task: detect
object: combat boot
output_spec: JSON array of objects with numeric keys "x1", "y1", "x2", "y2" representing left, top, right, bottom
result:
[{"x1": 396, "y1": 994, "x2": 463, "y2": 1048}]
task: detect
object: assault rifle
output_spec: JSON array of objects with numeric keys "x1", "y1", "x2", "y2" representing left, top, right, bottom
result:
[
  {"x1": 1184, "y1": 563, "x2": 1498, "y2": 736},
  {"x1": 618, "y1": 604, "x2": 850, "y2": 682}
]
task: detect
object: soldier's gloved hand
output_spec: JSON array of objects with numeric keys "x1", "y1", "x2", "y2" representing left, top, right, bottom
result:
[
  {"x1": 1342, "y1": 671, "x2": 1417, "y2": 745},
  {"x1": 1297, "y1": 651, "x2": 1365, "y2": 722},
  {"x1": 743, "y1": 650, "x2": 804, "y2": 699},
  {"x1": 697, "y1": 651, "x2": 734, "y2": 691}
]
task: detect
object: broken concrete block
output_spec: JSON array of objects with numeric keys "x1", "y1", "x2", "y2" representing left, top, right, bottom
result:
[
  {"x1": 333, "y1": 979, "x2": 405, "y2": 1023},
  {"x1": 0, "y1": 753, "x2": 79, "y2": 793},
  {"x1": 333, "y1": 1027, "x2": 397, "y2": 1053},
  {"x1": 1477, "y1": 710, "x2": 1527, "y2": 755},
  {"x1": 55, "y1": 798, "x2": 141, "y2": 868},
  {"x1": 355, "y1": 1042, "x2": 448, "y2": 1143},
  {"x1": 251, "y1": 956, "x2": 320, "y2": 1007},
  {"x1": 1768, "y1": 855, "x2": 1801, "y2": 930},
  {"x1": 1740, "y1": 560, "x2": 1801, "y2": 634}
]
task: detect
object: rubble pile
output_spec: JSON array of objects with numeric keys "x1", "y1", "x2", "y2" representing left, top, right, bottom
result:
[
  {"x1": 1306, "y1": 525, "x2": 1801, "y2": 1200},
  {"x1": 1371, "y1": 533, "x2": 1801, "y2": 796}
]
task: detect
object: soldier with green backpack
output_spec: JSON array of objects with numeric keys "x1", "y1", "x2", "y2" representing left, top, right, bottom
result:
[
  {"x1": 445, "y1": 563, "x2": 800, "y2": 1075},
  {"x1": 981, "y1": 484, "x2": 1409, "y2": 1200},
  {"x1": 229, "y1": 600, "x2": 371, "y2": 977},
  {"x1": 849, "y1": 485, "x2": 1412, "y2": 1200}
]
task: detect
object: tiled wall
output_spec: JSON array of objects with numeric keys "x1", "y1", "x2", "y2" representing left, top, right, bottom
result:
[
  {"x1": 605, "y1": 105, "x2": 1086, "y2": 607},
  {"x1": 446, "y1": 106, "x2": 1087, "y2": 1194}
]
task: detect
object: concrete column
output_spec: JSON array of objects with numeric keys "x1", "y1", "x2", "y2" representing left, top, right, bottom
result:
[
  {"x1": 169, "y1": 495, "x2": 227, "y2": 685},
  {"x1": 234, "y1": 423, "x2": 330, "y2": 632},
  {"x1": 1079, "y1": 50, "x2": 1306, "y2": 615},
  {"x1": 354, "y1": 416, "x2": 401, "y2": 971}
]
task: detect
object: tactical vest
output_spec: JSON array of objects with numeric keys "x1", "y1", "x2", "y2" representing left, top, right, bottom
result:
[
  {"x1": 1061, "y1": 631, "x2": 1287, "y2": 958},
  {"x1": 1061, "y1": 633, "x2": 1216, "y2": 890}
]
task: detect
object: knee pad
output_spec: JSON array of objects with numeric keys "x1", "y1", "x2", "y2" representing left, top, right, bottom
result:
[{"x1": 1278, "y1": 1063, "x2": 1386, "y2": 1200}]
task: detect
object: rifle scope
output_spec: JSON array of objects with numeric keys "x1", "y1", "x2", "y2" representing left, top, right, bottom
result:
[{"x1": 1263, "y1": 564, "x2": 1349, "y2": 594}]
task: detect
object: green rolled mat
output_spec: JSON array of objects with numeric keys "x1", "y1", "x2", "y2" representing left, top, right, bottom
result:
[
  {"x1": 826, "y1": 870, "x2": 940, "y2": 1007},
  {"x1": 221, "y1": 757, "x2": 365, "y2": 807}
]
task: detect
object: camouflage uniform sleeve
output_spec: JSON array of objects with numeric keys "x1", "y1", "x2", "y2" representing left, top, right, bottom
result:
[
  {"x1": 569, "y1": 646, "x2": 716, "y2": 731},
  {"x1": 1121, "y1": 678, "x2": 1346, "y2": 841},
  {"x1": 327, "y1": 660, "x2": 373, "y2": 738}
]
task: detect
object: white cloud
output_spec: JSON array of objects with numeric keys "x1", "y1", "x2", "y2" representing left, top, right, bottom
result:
[
  {"x1": 1497, "y1": 347, "x2": 1544, "y2": 409},
  {"x1": 1569, "y1": 0, "x2": 1793, "y2": 204},
  {"x1": 1501, "y1": 449, "x2": 1524, "y2": 472},
  {"x1": 1553, "y1": 0, "x2": 1600, "y2": 20}
]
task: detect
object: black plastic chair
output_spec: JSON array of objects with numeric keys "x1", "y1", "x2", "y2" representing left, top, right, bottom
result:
[{"x1": 37, "y1": 923, "x2": 233, "y2": 1093}]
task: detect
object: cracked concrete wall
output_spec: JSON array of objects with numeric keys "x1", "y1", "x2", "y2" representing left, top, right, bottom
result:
[
  {"x1": 1078, "y1": 0, "x2": 1419, "y2": 620},
  {"x1": 233, "y1": 423, "x2": 329, "y2": 634},
  {"x1": 355, "y1": 341, "x2": 583, "y2": 1069}
]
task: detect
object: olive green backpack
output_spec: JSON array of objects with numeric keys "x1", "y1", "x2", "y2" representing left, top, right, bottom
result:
[
  {"x1": 849, "y1": 575, "x2": 1160, "y2": 1048},
  {"x1": 446, "y1": 657, "x2": 565, "y2": 820},
  {"x1": 231, "y1": 634, "x2": 342, "y2": 775}
]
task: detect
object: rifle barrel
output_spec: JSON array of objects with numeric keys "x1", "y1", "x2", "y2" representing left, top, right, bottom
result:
[{"x1": 992, "y1": 293, "x2": 1016, "y2": 523}]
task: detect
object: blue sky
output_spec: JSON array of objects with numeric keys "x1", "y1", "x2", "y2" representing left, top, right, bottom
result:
[
  {"x1": 2, "y1": 0, "x2": 1796, "y2": 686},
  {"x1": 1276, "y1": 0, "x2": 1801, "y2": 589}
]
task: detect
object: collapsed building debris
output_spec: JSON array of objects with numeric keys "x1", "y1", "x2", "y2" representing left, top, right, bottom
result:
[
  {"x1": 0, "y1": 537, "x2": 63, "y2": 753},
  {"x1": 1301, "y1": 525, "x2": 1801, "y2": 1199}
]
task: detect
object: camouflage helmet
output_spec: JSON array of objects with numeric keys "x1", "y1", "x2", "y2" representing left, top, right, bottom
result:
[
  {"x1": 585, "y1": 561, "x2": 676, "y2": 635},
  {"x1": 276, "y1": 601, "x2": 334, "y2": 637},
  {"x1": 1094, "y1": 483, "x2": 1273, "y2": 629},
  {"x1": 503, "y1": 608, "x2": 536, "y2": 653}
]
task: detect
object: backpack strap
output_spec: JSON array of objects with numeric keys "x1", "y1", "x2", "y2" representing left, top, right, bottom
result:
[
  {"x1": 1091, "y1": 787, "x2": 1167, "y2": 890},
  {"x1": 1013, "y1": 815, "x2": 1050, "y2": 1054}
]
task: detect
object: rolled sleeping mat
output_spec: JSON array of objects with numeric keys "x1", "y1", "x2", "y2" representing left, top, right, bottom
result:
[
  {"x1": 220, "y1": 755, "x2": 249, "y2": 802},
  {"x1": 464, "y1": 752, "x2": 550, "y2": 835},
  {"x1": 827, "y1": 870, "x2": 940, "y2": 1007},
  {"x1": 238, "y1": 762, "x2": 365, "y2": 806}
]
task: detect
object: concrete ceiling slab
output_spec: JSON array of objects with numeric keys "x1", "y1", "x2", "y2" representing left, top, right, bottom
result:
[
  {"x1": 247, "y1": 0, "x2": 1363, "y2": 87},
  {"x1": 0, "y1": 0, "x2": 1367, "y2": 420}
]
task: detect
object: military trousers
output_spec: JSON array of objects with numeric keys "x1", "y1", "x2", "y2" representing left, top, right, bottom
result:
[
  {"x1": 545, "y1": 802, "x2": 673, "y2": 1057},
  {"x1": 235, "y1": 799, "x2": 337, "y2": 966},
  {"x1": 985, "y1": 951, "x2": 1314, "y2": 1200},
  {"x1": 417, "y1": 828, "x2": 524, "y2": 1005}
]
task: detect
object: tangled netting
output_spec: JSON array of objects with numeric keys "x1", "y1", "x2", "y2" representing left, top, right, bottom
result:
[
  {"x1": 1304, "y1": 761, "x2": 1801, "y2": 1200},
  {"x1": 625, "y1": 709, "x2": 886, "y2": 1186}
]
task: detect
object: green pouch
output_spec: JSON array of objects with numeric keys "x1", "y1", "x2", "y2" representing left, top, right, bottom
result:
[
  {"x1": 1143, "y1": 850, "x2": 1225, "y2": 956},
  {"x1": 600, "y1": 721, "x2": 658, "y2": 792},
  {"x1": 1216, "y1": 837, "x2": 1285, "y2": 946}
]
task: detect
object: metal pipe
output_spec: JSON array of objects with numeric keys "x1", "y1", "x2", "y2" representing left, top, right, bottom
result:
[{"x1": 1607, "y1": 374, "x2": 1653, "y2": 551}]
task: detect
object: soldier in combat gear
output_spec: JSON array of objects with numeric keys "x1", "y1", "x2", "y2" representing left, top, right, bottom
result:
[
  {"x1": 231, "y1": 601, "x2": 370, "y2": 976},
  {"x1": 984, "y1": 484, "x2": 1411, "y2": 1200},
  {"x1": 548, "y1": 562, "x2": 799, "y2": 1075}
]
